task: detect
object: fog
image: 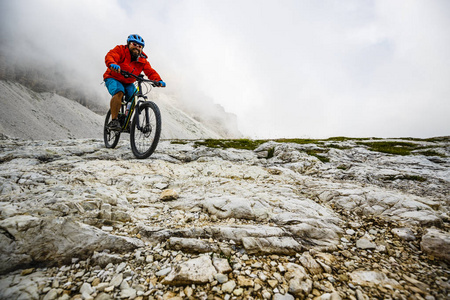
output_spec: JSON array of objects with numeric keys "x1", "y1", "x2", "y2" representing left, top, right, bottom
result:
[{"x1": 1, "y1": 0, "x2": 449, "y2": 139}]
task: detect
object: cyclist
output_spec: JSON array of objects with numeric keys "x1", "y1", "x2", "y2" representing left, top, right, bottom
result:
[{"x1": 103, "y1": 34, "x2": 166, "y2": 130}]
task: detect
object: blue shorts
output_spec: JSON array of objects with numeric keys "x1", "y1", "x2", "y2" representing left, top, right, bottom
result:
[{"x1": 105, "y1": 78, "x2": 137, "y2": 101}]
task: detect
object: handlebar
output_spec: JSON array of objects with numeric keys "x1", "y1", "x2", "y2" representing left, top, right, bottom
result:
[{"x1": 120, "y1": 70, "x2": 160, "y2": 86}]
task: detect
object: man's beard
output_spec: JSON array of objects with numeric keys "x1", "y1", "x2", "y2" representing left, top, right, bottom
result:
[{"x1": 130, "y1": 49, "x2": 140, "y2": 61}]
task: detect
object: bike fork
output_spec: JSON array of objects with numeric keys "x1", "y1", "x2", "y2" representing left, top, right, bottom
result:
[{"x1": 136, "y1": 106, "x2": 150, "y2": 132}]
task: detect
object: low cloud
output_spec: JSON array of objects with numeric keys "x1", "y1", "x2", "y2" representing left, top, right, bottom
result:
[{"x1": 1, "y1": 0, "x2": 449, "y2": 138}]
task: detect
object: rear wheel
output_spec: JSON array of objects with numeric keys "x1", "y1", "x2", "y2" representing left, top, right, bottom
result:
[
  {"x1": 130, "y1": 102, "x2": 161, "y2": 159},
  {"x1": 103, "y1": 109, "x2": 121, "y2": 148}
]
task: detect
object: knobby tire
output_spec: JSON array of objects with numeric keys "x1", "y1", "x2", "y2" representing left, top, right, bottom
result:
[
  {"x1": 103, "y1": 109, "x2": 121, "y2": 148},
  {"x1": 130, "y1": 101, "x2": 161, "y2": 159}
]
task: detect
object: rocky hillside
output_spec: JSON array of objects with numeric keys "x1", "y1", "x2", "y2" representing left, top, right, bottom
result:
[
  {"x1": 0, "y1": 80, "x2": 239, "y2": 140},
  {"x1": 0, "y1": 137, "x2": 449, "y2": 299}
]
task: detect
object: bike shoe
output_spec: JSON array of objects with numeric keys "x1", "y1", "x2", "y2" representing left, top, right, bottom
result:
[{"x1": 107, "y1": 119, "x2": 121, "y2": 131}]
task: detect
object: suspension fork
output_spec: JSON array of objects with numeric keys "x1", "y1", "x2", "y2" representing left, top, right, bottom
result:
[{"x1": 134, "y1": 100, "x2": 150, "y2": 131}]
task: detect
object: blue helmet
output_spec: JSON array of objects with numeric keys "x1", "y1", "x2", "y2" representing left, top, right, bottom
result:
[{"x1": 127, "y1": 34, "x2": 145, "y2": 47}]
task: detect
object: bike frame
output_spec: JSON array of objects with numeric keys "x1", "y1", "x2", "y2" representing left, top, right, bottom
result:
[{"x1": 120, "y1": 75, "x2": 151, "y2": 132}]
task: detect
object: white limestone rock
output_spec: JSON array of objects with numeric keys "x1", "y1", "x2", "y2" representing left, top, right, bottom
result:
[
  {"x1": 162, "y1": 255, "x2": 217, "y2": 285},
  {"x1": 0, "y1": 215, "x2": 144, "y2": 274},
  {"x1": 242, "y1": 236, "x2": 303, "y2": 255},
  {"x1": 391, "y1": 227, "x2": 416, "y2": 241},
  {"x1": 420, "y1": 228, "x2": 450, "y2": 262}
]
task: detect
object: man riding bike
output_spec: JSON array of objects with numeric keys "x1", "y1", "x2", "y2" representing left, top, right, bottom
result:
[{"x1": 103, "y1": 34, "x2": 166, "y2": 130}]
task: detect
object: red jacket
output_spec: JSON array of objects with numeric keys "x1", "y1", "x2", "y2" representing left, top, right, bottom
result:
[{"x1": 103, "y1": 45, "x2": 162, "y2": 84}]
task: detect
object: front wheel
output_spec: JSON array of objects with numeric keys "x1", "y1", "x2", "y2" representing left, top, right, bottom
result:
[
  {"x1": 104, "y1": 109, "x2": 121, "y2": 148},
  {"x1": 130, "y1": 102, "x2": 161, "y2": 159}
]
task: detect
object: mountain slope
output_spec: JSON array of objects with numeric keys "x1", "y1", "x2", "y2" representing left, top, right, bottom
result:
[
  {"x1": 0, "y1": 80, "x2": 103, "y2": 140},
  {"x1": 0, "y1": 80, "x2": 233, "y2": 140}
]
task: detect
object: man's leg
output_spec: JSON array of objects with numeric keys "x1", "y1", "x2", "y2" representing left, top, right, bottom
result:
[
  {"x1": 105, "y1": 78, "x2": 125, "y2": 130},
  {"x1": 110, "y1": 91, "x2": 124, "y2": 120},
  {"x1": 124, "y1": 83, "x2": 137, "y2": 103}
]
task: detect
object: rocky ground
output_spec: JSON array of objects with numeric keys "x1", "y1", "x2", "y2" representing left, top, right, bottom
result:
[{"x1": 0, "y1": 136, "x2": 449, "y2": 300}]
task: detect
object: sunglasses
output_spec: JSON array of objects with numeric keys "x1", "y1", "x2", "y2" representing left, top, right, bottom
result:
[{"x1": 131, "y1": 42, "x2": 143, "y2": 49}]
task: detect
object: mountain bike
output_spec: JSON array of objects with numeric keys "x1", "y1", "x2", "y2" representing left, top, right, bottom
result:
[{"x1": 103, "y1": 71, "x2": 162, "y2": 159}]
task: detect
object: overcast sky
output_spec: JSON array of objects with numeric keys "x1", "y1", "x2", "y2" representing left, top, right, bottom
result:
[{"x1": 1, "y1": 0, "x2": 449, "y2": 138}]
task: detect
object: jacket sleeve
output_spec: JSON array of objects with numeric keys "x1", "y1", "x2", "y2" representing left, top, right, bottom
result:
[
  {"x1": 105, "y1": 45, "x2": 123, "y2": 68},
  {"x1": 143, "y1": 62, "x2": 162, "y2": 81}
]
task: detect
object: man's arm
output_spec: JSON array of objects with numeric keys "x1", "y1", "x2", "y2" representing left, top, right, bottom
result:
[
  {"x1": 105, "y1": 45, "x2": 123, "y2": 71},
  {"x1": 143, "y1": 62, "x2": 162, "y2": 82}
]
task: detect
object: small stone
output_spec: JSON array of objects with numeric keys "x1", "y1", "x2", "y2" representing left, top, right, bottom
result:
[
  {"x1": 237, "y1": 275, "x2": 253, "y2": 287},
  {"x1": 101, "y1": 226, "x2": 113, "y2": 232},
  {"x1": 346, "y1": 229, "x2": 356, "y2": 235},
  {"x1": 262, "y1": 290, "x2": 272, "y2": 299},
  {"x1": 104, "y1": 285, "x2": 115, "y2": 292},
  {"x1": 80, "y1": 283, "x2": 94, "y2": 295},
  {"x1": 160, "y1": 189, "x2": 179, "y2": 201},
  {"x1": 356, "y1": 238, "x2": 376, "y2": 249},
  {"x1": 222, "y1": 280, "x2": 236, "y2": 293},
  {"x1": 273, "y1": 293, "x2": 295, "y2": 300},
  {"x1": 110, "y1": 273, "x2": 123, "y2": 287},
  {"x1": 376, "y1": 245, "x2": 386, "y2": 253},
  {"x1": 96, "y1": 283, "x2": 109, "y2": 292},
  {"x1": 215, "y1": 273, "x2": 228, "y2": 284},
  {"x1": 120, "y1": 288, "x2": 137, "y2": 298},
  {"x1": 331, "y1": 291, "x2": 342, "y2": 300},
  {"x1": 392, "y1": 228, "x2": 416, "y2": 241},
  {"x1": 341, "y1": 250, "x2": 353, "y2": 258},
  {"x1": 338, "y1": 274, "x2": 349, "y2": 282},
  {"x1": 258, "y1": 271, "x2": 268, "y2": 281},
  {"x1": 52, "y1": 279, "x2": 59, "y2": 288},
  {"x1": 213, "y1": 257, "x2": 232, "y2": 274},
  {"x1": 155, "y1": 267, "x2": 172, "y2": 277},
  {"x1": 42, "y1": 289, "x2": 58, "y2": 300},
  {"x1": 268, "y1": 279, "x2": 278, "y2": 288},
  {"x1": 116, "y1": 262, "x2": 127, "y2": 273},
  {"x1": 403, "y1": 274, "x2": 429, "y2": 292},
  {"x1": 184, "y1": 286, "x2": 193, "y2": 297},
  {"x1": 74, "y1": 270, "x2": 85, "y2": 278},
  {"x1": 233, "y1": 288, "x2": 244, "y2": 296},
  {"x1": 91, "y1": 278, "x2": 101, "y2": 287},
  {"x1": 299, "y1": 253, "x2": 323, "y2": 275},
  {"x1": 21, "y1": 268, "x2": 34, "y2": 275},
  {"x1": 355, "y1": 289, "x2": 367, "y2": 300}
]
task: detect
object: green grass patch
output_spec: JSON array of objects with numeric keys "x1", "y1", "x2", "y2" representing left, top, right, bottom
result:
[
  {"x1": 399, "y1": 136, "x2": 450, "y2": 143},
  {"x1": 194, "y1": 139, "x2": 265, "y2": 150},
  {"x1": 337, "y1": 165, "x2": 350, "y2": 170},
  {"x1": 415, "y1": 150, "x2": 446, "y2": 157},
  {"x1": 194, "y1": 137, "x2": 370, "y2": 151},
  {"x1": 358, "y1": 141, "x2": 420, "y2": 156},
  {"x1": 382, "y1": 174, "x2": 427, "y2": 182},
  {"x1": 274, "y1": 138, "x2": 321, "y2": 144},
  {"x1": 325, "y1": 136, "x2": 373, "y2": 142},
  {"x1": 193, "y1": 138, "x2": 447, "y2": 159},
  {"x1": 325, "y1": 144, "x2": 352, "y2": 150},
  {"x1": 305, "y1": 149, "x2": 330, "y2": 163}
]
